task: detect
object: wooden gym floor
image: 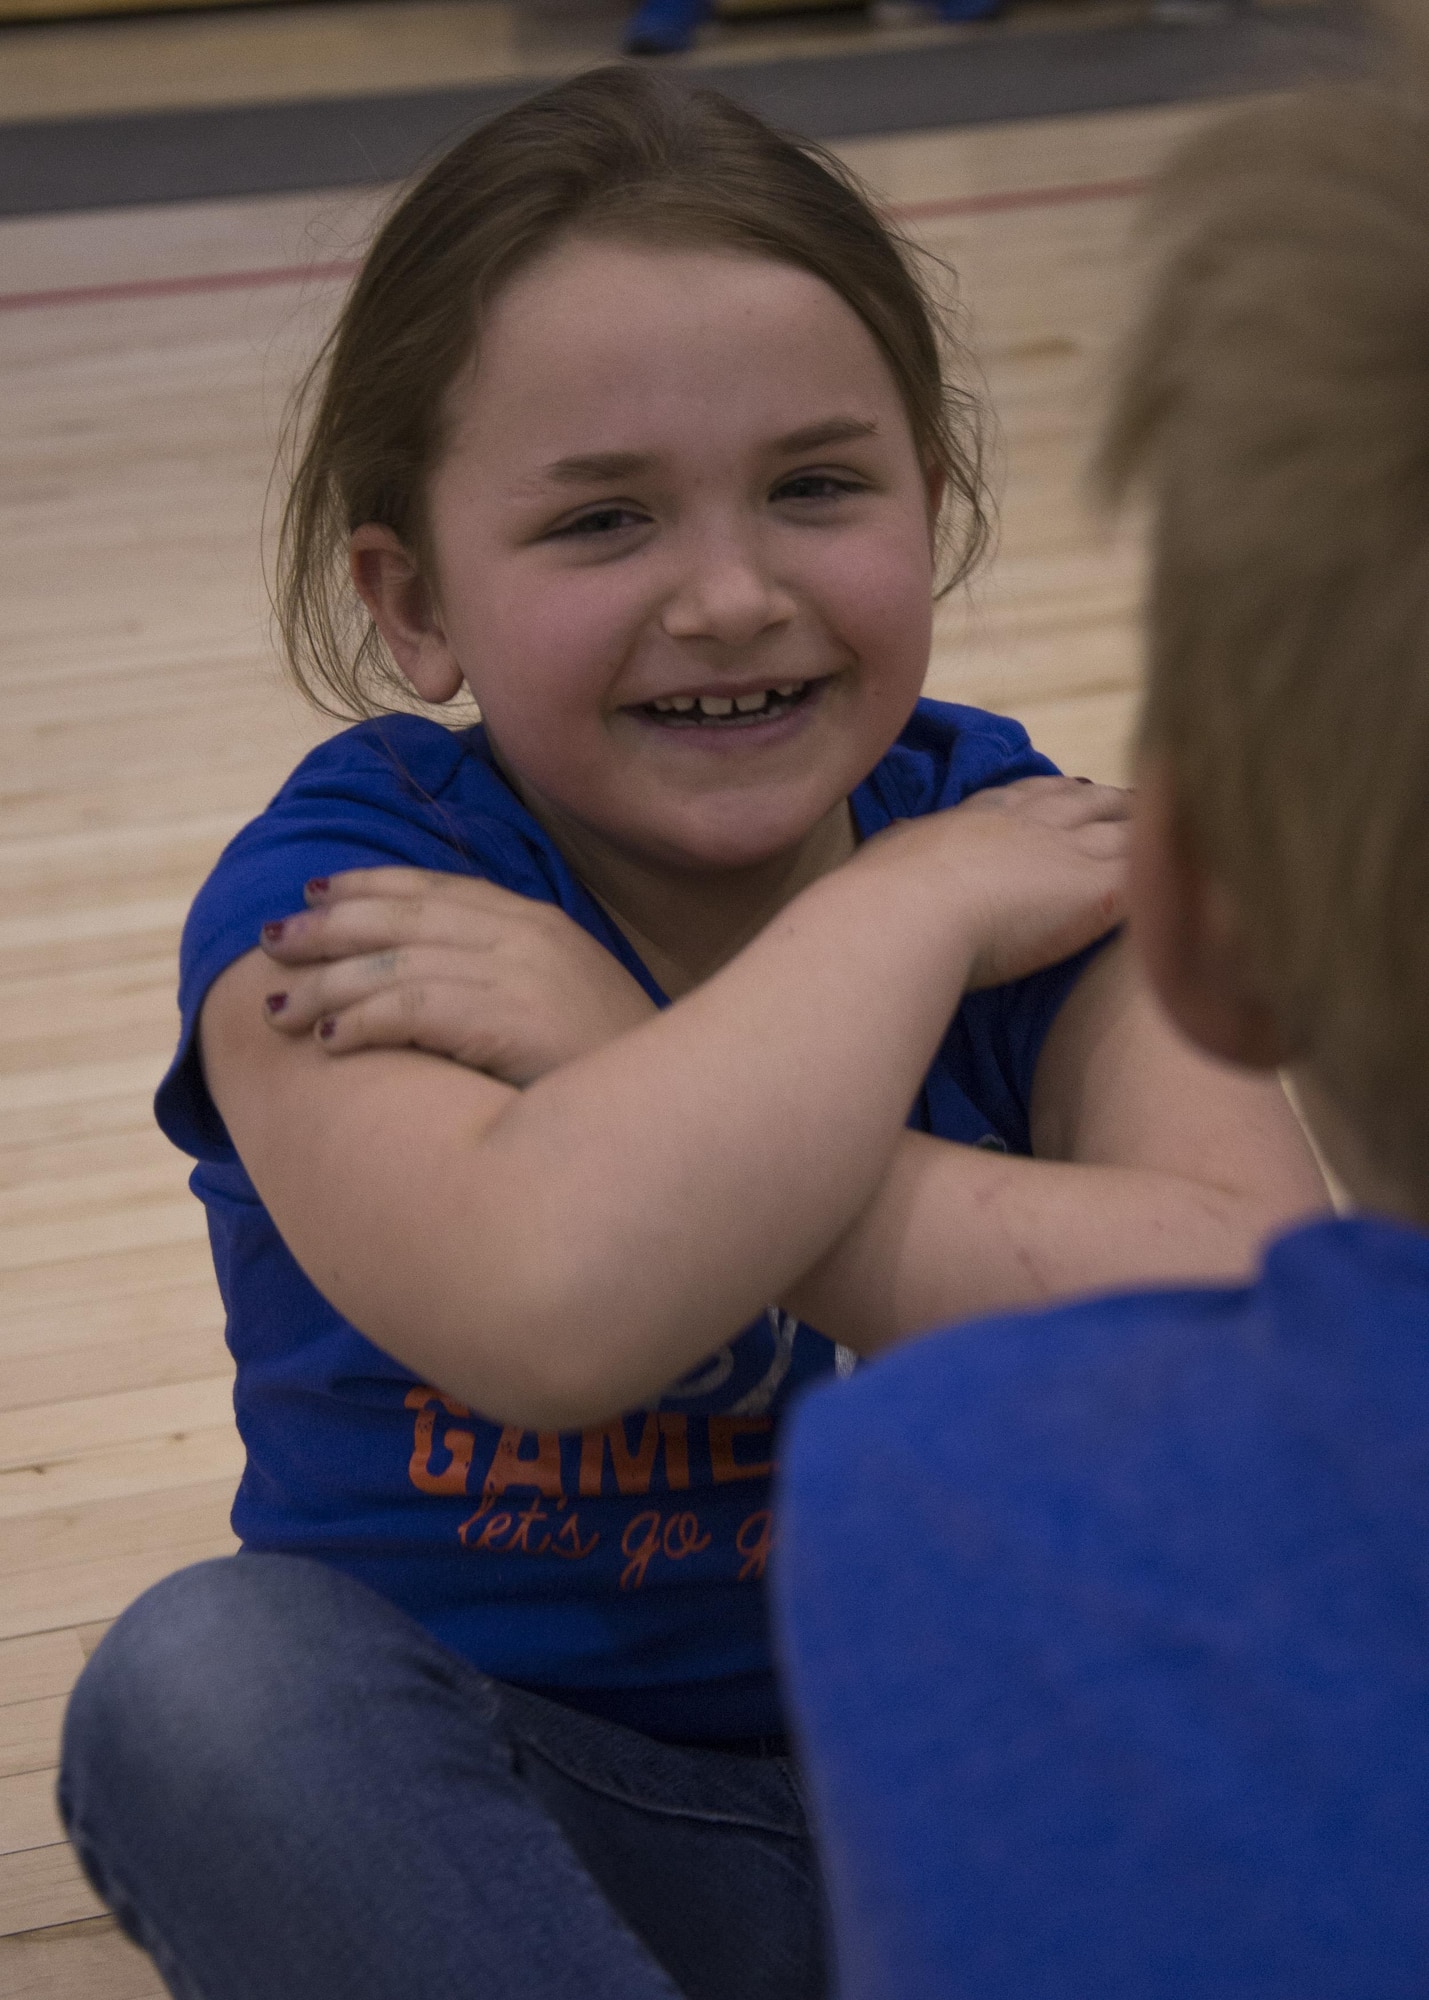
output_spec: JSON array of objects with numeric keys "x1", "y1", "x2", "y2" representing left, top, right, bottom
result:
[{"x1": 0, "y1": 5, "x2": 1245, "y2": 1983}]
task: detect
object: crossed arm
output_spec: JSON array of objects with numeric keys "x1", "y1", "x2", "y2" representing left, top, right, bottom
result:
[
  {"x1": 783, "y1": 936, "x2": 1319, "y2": 1346},
  {"x1": 201, "y1": 782, "x2": 1327, "y2": 1427}
]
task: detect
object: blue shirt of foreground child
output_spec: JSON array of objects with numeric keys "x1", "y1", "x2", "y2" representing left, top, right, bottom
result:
[{"x1": 776, "y1": 1211, "x2": 1429, "y2": 1998}]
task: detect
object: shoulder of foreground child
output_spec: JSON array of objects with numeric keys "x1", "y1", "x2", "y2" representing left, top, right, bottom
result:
[{"x1": 774, "y1": 1206, "x2": 1429, "y2": 2000}]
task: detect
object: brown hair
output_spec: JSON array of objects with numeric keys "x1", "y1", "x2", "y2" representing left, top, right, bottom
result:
[
  {"x1": 1099, "y1": 34, "x2": 1429, "y2": 1204},
  {"x1": 276, "y1": 62, "x2": 988, "y2": 719}
]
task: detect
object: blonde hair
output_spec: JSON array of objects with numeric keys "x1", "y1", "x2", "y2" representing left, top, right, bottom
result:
[
  {"x1": 277, "y1": 64, "x2": 988, "y2": 720},
  {"x1": 1100, "y1": 26, "x2": 1429, "y2": 1204}
]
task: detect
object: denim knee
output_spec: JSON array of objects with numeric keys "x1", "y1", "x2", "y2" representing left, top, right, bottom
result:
[{"x1": 60, "y1": 1553, "x2": 485, "y2": 1843}]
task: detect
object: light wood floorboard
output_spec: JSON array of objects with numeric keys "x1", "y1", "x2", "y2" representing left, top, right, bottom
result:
[
  {"x1": 0, "y1": 1915, "x2": 163, "y2": 2000},
  {"x1": 0, "y1": 1850, "x2": 108, "y2": 1943}
]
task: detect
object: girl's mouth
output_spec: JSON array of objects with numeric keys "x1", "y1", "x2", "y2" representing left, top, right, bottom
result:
[{"x1": 633, "y1": 681, "x2": 814, "y2": 728}]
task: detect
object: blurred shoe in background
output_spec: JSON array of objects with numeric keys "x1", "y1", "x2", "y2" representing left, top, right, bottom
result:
[
  {"x1": 623, "y1": 0, "x2": 710, "y2": 51},
  {"x1": 623, "y1": 0, "x2": 1009, "y2": 56}
]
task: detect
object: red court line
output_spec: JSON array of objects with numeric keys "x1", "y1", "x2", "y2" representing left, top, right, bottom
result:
[
  {"x1": 0, "y1": 256, "x2": 363, "y2": 315},
  {"x1": 0, "y1": 175, "x2": 1147, "y2": 316}
]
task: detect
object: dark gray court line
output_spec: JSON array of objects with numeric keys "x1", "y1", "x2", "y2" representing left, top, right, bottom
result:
[{"x1": 0, "y1": 4, "x2": 1361, "y2": 218}]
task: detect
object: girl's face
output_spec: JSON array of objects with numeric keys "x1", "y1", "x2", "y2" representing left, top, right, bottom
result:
[{"x1": 394, "y1": 236, "x2": 939, "y2": 875}]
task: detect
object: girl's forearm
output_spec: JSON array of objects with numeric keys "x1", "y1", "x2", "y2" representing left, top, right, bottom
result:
[
  {"x1": 464, "y1": 850, "x2": 979, "y2": 1418},
  {"x1": 214, "y1": 785, "x2": 1128, "y2": 1428},
  {"x1": 784, "y1": 1129, "x2": 1308, "y2": 1352},
  {"x1": 472, "y1": 790, "x2": 1130, "y2": 1420},
  {"x1": 216, "y1": 830, "x2": 983, "y2": 1430}
]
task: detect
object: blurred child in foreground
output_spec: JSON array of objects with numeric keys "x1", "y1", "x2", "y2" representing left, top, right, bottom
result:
[{"x1": 776, "y1": 25, "x2": 1429, "y2": 1997}]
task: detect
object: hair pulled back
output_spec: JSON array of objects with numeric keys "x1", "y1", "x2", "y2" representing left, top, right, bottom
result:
[{"x1": 278, "y1": 63, "x2": 988, "y2": 718}]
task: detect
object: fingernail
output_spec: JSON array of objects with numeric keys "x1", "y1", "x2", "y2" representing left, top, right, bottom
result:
[
  {"x1": 264, "y1": 993, "x2": 288, "y2": 1015},
  {"x1": 304, "y1": 877, "x2": 330, "y2": 902},
  {"x1": 262, "y1": 920, "x2": 286, "y2": 945},
  {"x1": 1075, "y1": 776, "x2": 1093, "y2": 785},
  {"x1": 317, "y1": 1017, "x2": 337, "y2": 1042}
]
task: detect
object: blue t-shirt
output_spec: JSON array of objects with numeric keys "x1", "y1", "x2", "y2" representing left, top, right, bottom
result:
[
  {"x1": 775, "y1": 1213, "x2": 1429, "y2": 1997},
  {"x1": 156, "y1": 696, "x2": 1094, "y2": 1744}
]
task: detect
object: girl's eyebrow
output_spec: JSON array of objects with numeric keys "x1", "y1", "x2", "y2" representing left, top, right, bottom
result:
[
  {"x1": 773, "y1": 417, "x2": 880, "y2": 454},
  {"x1": 539, "y1": 450, "x2": 650, "y2": 487},
  {"x1": 532, "y1": 418, "x2": 880, "y2": 491}
]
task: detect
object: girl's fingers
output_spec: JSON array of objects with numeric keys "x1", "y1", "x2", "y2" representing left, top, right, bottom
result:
[
  {"x1": 262, "y1": 884, "x2": 540, "y2": 965},
  {"x1": 302, "y1": 867, "x2": 437, "y2": 905},
  {"x1": 983, "y1": 776, "x2": 1133, "y2": 825},
  {"x1": 260, "y1": 869, "x2": 547, "y2": 962},
  {"x1": 263, "y1": 901, "x2": 442, "y2": 965},
  {"x1": 263, "y1": 946, "x2": 501, "y2": 1033},
  {"x1": 1066, "y1": 781, "x2": 1133, "y2": 822},
  {"x1": 1073, "y1": 819, "x2": 1134, "y2": 860},
  {"x1": 306, "y1": 982, "x2": 509, "y2": 1066},
  {"x1": 303, "y1": 867, "x2": 532, "y2": 910}
]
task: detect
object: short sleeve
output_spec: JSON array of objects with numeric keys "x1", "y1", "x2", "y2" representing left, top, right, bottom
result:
[
  {"x1": 153, "y1": 717, "x2": 585, "y2": 1164},
  {"x1": 854, "y1": 698, "x2": 1117, "y2": 1154}
]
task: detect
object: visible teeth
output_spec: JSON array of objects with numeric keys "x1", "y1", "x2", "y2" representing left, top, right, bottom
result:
[{"x1": 646, "y1": 684, "x2": 806, "y2": 721}]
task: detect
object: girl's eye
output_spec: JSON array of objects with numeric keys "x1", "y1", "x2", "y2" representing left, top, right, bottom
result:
[
  {"x1": 773, "y1": 473, "x2": 864, "y2": 504},
  {"x1": 549, "y1": 505, "x2": 647, "y2": 540}
]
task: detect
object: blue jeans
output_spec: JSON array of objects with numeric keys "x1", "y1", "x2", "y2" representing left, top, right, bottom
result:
[{"x1": 59, "y1": 1555, "x2": 828, "y2": 2000}]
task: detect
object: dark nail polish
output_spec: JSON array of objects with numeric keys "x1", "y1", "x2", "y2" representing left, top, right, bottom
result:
[
  {"x1": 305, "y1": 877, "x2": 330, "y2": 901},
  {"x1": 262, "y1": 920, "x2": 286, "y2": 945},
  {"x1": 317, "y1": 1017, "x2": 337, "y2": 1041},
  {"x1": 264, "y1": 993, "x2": 288, "y2": 1015}
]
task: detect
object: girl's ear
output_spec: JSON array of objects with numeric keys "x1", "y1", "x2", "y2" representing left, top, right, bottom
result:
[
  {"x1": 1129, "y1": 754, "x2": 1291, "y2": 1071},
  {"x1": 349, "y1": 525, "x2": 465, "y2": 705}
]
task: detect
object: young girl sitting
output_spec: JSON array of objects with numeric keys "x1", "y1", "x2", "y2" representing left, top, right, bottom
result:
[{"x1": 59, "y1": 66, "x2": 1324, "y2": 2000}]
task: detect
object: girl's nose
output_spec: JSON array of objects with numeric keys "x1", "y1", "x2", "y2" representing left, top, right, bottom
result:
[{"x1": 660, "y1": 533, "x2": 796, "y2": 647}]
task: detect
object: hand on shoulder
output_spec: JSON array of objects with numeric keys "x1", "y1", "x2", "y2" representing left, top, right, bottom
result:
[
  {"x1": 851, "y1": 775, "x2": 1130, "y2": 989},
  {"x1": 260, "y1": 868, "x2": 656, "y2": 1084}
]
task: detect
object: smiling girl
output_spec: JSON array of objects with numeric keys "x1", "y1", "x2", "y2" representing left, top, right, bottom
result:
[{"x1": 58, "y1": 67, "x2": 1324, "y2": 2000}]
